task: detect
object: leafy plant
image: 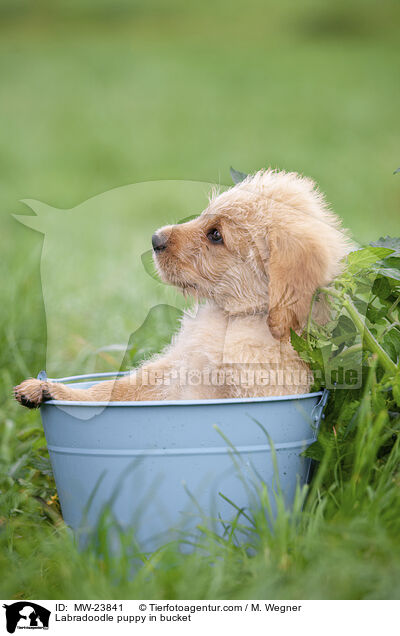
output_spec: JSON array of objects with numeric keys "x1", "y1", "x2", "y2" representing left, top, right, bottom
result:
[{"x1": 291, "y1": 237, "x2": 400, "y2": 488}]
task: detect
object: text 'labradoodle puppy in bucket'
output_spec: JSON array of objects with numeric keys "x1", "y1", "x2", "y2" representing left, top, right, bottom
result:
[{"x1": 15, "y1": 169, "x2": 351, "y2": 407}]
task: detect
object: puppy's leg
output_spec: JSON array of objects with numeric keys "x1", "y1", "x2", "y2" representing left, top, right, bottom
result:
[{"x1": 14, "y1": 357, "x2": 175, "y2": 408}]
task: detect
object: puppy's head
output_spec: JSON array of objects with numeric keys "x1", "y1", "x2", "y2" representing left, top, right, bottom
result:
[{"x1": 153, "y1": 170, "x2": 352, "y2": 339}]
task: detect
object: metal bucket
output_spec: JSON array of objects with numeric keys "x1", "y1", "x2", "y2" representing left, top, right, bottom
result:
[{"x1": 39, "y1": 371, "x2": 328, "y2": 551}]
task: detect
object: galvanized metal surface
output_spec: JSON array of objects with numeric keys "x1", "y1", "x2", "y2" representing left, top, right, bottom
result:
[{"x1": 39, "y1": 372, "x2": 327, "y2": 550}]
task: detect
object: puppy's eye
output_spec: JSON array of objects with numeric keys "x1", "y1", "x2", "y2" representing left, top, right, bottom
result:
[{"x1": 207, "y1": 228, "x2": 223, "y2": 244}]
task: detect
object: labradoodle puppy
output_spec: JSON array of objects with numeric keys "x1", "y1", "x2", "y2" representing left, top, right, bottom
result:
[{"x1": 14, "y1": 169, "x2": 351, "y2": 407}]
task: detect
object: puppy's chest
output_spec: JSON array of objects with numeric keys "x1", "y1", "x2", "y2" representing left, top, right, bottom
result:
[
  {"x1": 178, "y1": 310, "x2": 291, "y2": 366},
  {"x1": 171, "y1": 308, "x2": 310, "y2": 399},
  {"x1": 221, "y1": 322, "x2": 293, "y2": 365}
]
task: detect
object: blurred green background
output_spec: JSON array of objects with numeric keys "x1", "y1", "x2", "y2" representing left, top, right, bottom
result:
[
  {"x1": 1, "y1": 0, "x2": 400, "y2": 231},
  {"x1": 1, "y1": 0, "x2": 400, "y2": 600},
  {"x1": 2, "y1": 0, "x2": 400, "y2": 379}
]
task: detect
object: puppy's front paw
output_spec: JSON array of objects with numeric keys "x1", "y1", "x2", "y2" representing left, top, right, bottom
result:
[{"x1": 14, "y1": 379, "x2": 52, "y2": 409}]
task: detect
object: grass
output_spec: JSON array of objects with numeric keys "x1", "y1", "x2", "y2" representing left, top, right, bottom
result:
[
  {"x1": 1, "y1": 0, "x2": 400, "y2": 600},
  {"x1": 2, "y1": 375, "x2": 400, "y2": 600}
]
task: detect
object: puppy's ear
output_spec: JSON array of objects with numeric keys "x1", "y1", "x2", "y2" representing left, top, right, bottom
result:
[{"x1": 266, "y1": 224, "x2": 328, "y2": 341}]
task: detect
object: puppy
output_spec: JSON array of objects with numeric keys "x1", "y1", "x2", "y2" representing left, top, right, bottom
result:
[{"x1": 14, "y1": 169, "x2": 350, "y2": 407}]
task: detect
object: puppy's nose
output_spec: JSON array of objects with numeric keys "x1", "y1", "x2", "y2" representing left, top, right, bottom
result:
[{"x1": 152, "y1": 232, "x2": 168, "y2": 252}]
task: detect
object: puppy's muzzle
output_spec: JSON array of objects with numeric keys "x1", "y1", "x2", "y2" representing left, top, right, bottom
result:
[{"x1": 152, "y1": 231, "x2": 169, "y2": 252}]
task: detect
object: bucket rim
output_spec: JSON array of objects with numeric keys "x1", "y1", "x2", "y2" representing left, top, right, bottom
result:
[
  {"x1": 43, "y1": 392, "x2": 324, "y2": 408},
  {"x1": 39, "y1": 371, "x2": 325, "y2": 408}
]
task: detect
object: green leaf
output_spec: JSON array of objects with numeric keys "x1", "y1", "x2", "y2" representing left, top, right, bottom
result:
[
  {"x1": 290, "y1": 329, "x2": 309, "y2": 354},
  {"x1": 372, "y1": 276, "x2": 395, "y2": 300},
  {"x1": 373, "y1": 267, "x2": 400, "y2": 282},
  {"x1": 230, "y1": 167, "x2": 248, "y2": 184},
  {"x1": 366, "y1": 307, "x2": 387, "y2": 323},
  {"x1": 383, "y1": 328, "x2": 400, "y2": 363},
  {"x1": 383, "y1": 256, "x2": 400, "y2": 269},
  {"x1": 370, "y1": 236, "x2": 400, "y2": 255},
  {"x1": 303, "y1": 440, "x2": 324, "y2": 461},
  {"x1": 347, "y1": 247, "x2": 395, "y2": 271},
  {"x1": 353, "y1": 297, "x2": 368, "y2": 315},
  {"x1": 331, "y1": 315, "x2": 357, "y2": 348}
]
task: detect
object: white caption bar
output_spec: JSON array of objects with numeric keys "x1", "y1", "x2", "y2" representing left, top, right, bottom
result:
[{"x1": 1, "y1": 599, "x2": 398, "y2": 635}]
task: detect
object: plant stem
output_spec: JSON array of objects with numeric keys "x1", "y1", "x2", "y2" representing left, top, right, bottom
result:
[
  {"x1": 388, "y1": 295, "x2": 400, "y2": 322},
  {"x1": 320, "y1": 287, "x2": 398, "y2": 375}
]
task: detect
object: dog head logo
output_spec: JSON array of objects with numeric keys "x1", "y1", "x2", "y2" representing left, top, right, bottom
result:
[
  {"x1": 3, "y1": 602, "x2": 50, "y2": 633},
  {"x1": 13, "y1": 180, "x2": 215, "y2": 376}
]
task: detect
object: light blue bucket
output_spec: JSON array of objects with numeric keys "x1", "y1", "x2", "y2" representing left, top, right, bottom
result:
[{"x1": 39, "y1": 371, "x2": 328, "y2": 551}]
